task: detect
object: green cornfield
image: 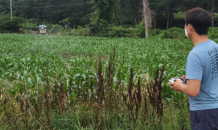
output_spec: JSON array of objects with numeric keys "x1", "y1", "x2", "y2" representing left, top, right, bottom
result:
[{"x1": 1, "y1": 34, "x2": 212, "y2": 130}]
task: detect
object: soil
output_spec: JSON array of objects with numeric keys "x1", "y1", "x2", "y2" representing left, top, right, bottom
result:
[{"x1": 62, "y1": 53, "x2": 107, "y2": 60}]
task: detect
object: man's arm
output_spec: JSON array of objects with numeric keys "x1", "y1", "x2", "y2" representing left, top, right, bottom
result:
[{"x1": 168, "y1": 79, "x2": 201, "y2": 97}]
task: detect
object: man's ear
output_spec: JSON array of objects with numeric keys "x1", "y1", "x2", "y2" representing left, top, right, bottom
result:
[
  {"x1": 188, "y1": 24, "x2": 194, "y2": 32},
  {"x1": 187, "y1": 24, "x2": 190, "y2": 30}
]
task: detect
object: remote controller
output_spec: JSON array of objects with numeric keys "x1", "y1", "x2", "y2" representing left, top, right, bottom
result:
[{"x1": 169, "y1": 77, "x2": 187, "y2": 84}]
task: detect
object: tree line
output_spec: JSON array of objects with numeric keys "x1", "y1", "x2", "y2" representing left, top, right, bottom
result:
[{"x1": 0, "y1": 0, "x2": 217, "y2": 31}]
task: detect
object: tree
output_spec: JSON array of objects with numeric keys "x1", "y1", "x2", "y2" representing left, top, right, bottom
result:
[
  {"x1": 0, "y1": 0, "x2": 10, "y2": 15},
  {"x1": 90, "y1": 0, "x2": 117, "y2": 35},
  {"x1": 13, "y1": 0, "x2": 92, "y2": 28},
  {"x1": 129, "y1": 0, "x2": 142, "y2": 25},
  {"x1": 0, "y1": 14, "x2": 23, "y2": 33},
  {"x1": 0, "y1": 0, "x2": 217, "y2": 32},
  {"x1": 143, "y1": 0, "x2": 152, "y2": 38},
  {"x1": 14, "y1": 0, "x2": 48, "y2": 25}
]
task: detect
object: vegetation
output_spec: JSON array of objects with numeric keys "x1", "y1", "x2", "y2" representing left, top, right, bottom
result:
[
  {"x1": 0, "y1": 14, "x2": 23, "y2": 33},
  {"x1": 2, "y1": 33, "x2": 213, "y2": 129},
  {"x1": 0, "y1": 0, "x2": 217, "y2": 129},
  {"x1": 1, "y1": 0, "x2": 218, "y2": 36}
]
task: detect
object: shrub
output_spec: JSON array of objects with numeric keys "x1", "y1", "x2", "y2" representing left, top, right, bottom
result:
[
  {"x1": 134, "y1": 22, "x2": 145, "y2": 38},
  {"x1": 208, "y1": 27, "x2": 218, "y2": 39},
  {"x1": 161, "y1": 27, "x2": 187, "y2": 40},
  {"x1": 109, "y1": 26, "x2": 133, "y2": 37},
  {"x1": 49, "y1": 24, "x2": 65, "y2": 34},
  {"x1": 149, "y1": 29, "x2": 163, "y2": 37},
  {"x1": 0, "y1": 14, "x2": 23, "y2": 33},
  {"x1": 134, "y1": 22, "x2": 163, "y2": 38},
  {"x1": 89, "y1": 19, "x2": 110, "y2": 37},
  {"x1": 69, "y1": 26, "x2": 91, "y2": 36}
]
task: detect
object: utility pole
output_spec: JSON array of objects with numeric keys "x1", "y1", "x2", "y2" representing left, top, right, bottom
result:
[
  {"x1": 10, "y1": 0, "x2": 13, "y2": 18},
  {"x1": 212, "y1": 0, "x2": 214, "y2": 28}
]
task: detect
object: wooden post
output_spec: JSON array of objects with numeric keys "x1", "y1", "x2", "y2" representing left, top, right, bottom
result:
[
  {"x1": 10, "y1": 0, "x2": 13, "y2": 18},
  {"x1": 212, "y1": 0, "x2": 214, "y2": 28}
]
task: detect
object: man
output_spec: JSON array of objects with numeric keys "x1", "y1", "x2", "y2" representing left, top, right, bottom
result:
[{"x1": 168, "y1": 7, "x2": 218, "y2": 130}]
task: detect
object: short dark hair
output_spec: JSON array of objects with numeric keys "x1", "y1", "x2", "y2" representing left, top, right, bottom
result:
[{"x1": 185, "y1": 7, "x2": 212, "y2": 35}]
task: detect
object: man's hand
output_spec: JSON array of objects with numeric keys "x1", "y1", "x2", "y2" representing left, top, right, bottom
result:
[
  {"x1": 168, "y1": 78, "x2": 201, "y2": 97},
  {"x1": 181, "y1": 75, "x2": 186, "y2": 81},
  {"x1": 167, "y1": 79, "x2": 184, "y2": 92}
]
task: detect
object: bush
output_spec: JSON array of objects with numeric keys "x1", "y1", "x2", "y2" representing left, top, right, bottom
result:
[
  {"x1": 0, "y1": 14, "x2": 23, "y2": 33},
  {"x1": 134, "y1": 22, "x2": 145, "y2": 38},
  {"x1": 149, "y1": 29, "x2": 163, "y2": 37},
  {"x1": 161, "y1": 27, "x2": 187, "y2": 40},
  {"x1": 69, "y1": 26, "x2": 91, "y2": 36},
  {"x1": 49, "y1": 24, "x2": 65, "y2": 33},
  {"x1": 109, "y1": 26, "x2": 133, "y2": 37},
  {"x1": 89, "y1": 19, "x2": 110, "y2": 37},
  {"x1": 134, "y1": 22, "x2": 163, "y2": 38},
  {"x1": 70, "y1": 26, "x2": 134, "y2": 37},
  {"x1": 208, "y1": 27, "x2": 218, "y2": 39}
]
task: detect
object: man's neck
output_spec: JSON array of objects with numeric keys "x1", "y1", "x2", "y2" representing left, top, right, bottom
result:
[{"x1": 191, "y1": 34, "x2": 209, "y2": 46}]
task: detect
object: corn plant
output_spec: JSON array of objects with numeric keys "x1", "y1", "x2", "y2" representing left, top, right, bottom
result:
[{"x1": 0, "y1": 34, "x2": 192, "y2": 129}]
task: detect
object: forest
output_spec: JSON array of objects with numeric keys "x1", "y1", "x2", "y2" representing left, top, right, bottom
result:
[{"x1": 0, "y1": 0, "x2": 218, "y2": 36}]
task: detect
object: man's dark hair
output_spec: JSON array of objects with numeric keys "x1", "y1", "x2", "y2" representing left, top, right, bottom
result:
[{"x1": 185, "y1": 7, "x2": 212, "y2": 35}]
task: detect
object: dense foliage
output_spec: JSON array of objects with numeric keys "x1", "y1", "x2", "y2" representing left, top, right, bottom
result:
[
  {"x1": 0, "y1": 34, "x2": 201, "y2": 129},
  {"x1": 1, "y1": 0, "x2": 218, "y2": 35},
  {"x1": 90, "y1": 0, "x2": 117, "y2": 35},
  {"x1": 0, "y1": 14, "x2": 23, "y2": 33}
]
